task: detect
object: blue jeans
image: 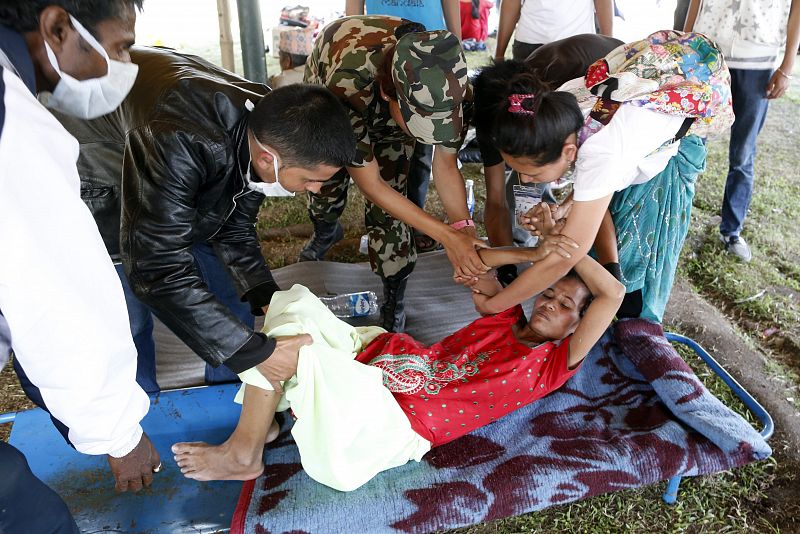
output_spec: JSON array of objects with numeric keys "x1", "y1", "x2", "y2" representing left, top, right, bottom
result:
[
  {"x1": 115, "y1": 241, "x2": 253, "y2": 390},
  {"x1": 0, "y1": 442, "x2": 79, "y2": 534},
  {"x1": 115, "y1": 263, "x2": 158, "y2": 393},
  {"x1": 720, "y1": 68, "x2": 772, "y2": 238}
]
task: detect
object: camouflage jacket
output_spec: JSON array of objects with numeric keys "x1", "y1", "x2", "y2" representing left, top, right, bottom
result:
[{"x1": 305, "y1": 15, "x2": 471, "y2": 166}]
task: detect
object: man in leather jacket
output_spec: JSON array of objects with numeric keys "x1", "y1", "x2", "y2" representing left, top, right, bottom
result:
[{"x1": 56, "y1": 46, "x2": 356, "y2": 391}]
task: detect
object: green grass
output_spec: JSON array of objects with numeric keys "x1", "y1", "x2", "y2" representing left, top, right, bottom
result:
[{"x1": 677, "y1": 94, "x2": 800, "y2": 375}]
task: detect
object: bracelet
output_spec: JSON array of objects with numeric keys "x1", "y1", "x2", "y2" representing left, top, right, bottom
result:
[
  {"x1": 450, "y1": 219, "x2": 475, "y2": 230},
  {"x1": 777, "y1": 67, "x2": 794, "y2": 80}
]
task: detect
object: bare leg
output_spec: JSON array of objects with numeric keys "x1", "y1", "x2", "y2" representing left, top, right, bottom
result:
[
  {"x1": 172, "y1": 386, "x2": 280, "y2": 481},
  {"x1": 265, "y1": 418, "x2": 280, "y2": 444}
]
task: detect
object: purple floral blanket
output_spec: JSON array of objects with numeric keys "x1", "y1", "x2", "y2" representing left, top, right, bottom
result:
[{"x1": 232, "y1": 320, "x2": 770, "y2": 534}]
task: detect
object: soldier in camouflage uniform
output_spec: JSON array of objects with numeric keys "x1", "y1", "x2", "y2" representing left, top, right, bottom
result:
[{"x1": 302, "y1": 15, "x2": 488, "y2": 332}]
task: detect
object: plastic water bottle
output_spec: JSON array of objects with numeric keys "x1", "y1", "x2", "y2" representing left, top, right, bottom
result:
[
  {"x1": 319, "y1": 291, "x2": 379, "y2": 318},
  {"x1": 465, "y1": 179, "x2": 475, "y2": 218}
]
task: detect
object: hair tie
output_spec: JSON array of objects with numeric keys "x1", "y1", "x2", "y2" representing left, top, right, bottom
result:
[{"x1": 508, "y1": 93, "x2": 538, "y2": 115}]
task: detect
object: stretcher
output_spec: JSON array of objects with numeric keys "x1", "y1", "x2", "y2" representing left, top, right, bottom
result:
[{"x1": 0, "y1": 253, "x2": 773, "y2": 532}]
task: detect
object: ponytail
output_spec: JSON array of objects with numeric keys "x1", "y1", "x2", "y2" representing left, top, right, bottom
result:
[{"x1": 490, "y1": 72, "x2": 583, "y2": 165}]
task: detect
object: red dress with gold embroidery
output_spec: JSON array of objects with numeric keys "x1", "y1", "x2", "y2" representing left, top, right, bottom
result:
[{"x1": 355, "y1": 306, "x2": 579, "y2": 447}]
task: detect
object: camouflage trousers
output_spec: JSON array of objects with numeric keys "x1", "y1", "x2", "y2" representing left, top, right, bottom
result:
[{"x1": 307, "y1": 140, "x2": 416, "y2": 280}]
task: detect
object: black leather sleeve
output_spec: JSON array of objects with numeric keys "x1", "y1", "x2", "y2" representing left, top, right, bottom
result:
[
  {"x1": 120, "y1": 125, "x2": 263, "y2": 368},
  {"x1": 210, "y1": 190, "x2": 281, "y2": 316}
]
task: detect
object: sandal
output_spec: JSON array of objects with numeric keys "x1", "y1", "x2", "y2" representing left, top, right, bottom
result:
[{"x1": 414, "y1": 233, "x2": 442, "y2": 253}]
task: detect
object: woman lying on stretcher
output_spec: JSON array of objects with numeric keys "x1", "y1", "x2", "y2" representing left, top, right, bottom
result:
[{"x1": 172, "y1": 239, "x2": 625, "y2": 491}]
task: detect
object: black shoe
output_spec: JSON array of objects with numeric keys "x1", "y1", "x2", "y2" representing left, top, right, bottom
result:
[
  {"x1": 298, "y1": 218, "x2": 344, "y2": 262},
  {"x1": 380, "y1": 276, "x2": 409, "y2": 332}
]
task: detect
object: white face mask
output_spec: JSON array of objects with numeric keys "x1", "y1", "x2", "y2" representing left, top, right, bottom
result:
[
  {"x1": 40, "y1": 15, "x2": 138, "y2": 119},
  {"x1": 246, "y1": 132, "x2": 296, "y2": 197}
]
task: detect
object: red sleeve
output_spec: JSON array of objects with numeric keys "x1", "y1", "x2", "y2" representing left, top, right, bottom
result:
[
  {"x1": 541, "y1": 335, "x2": 582, "y2": 393},
  {"x1": 495, "y1": 304, "x2": 525, "y2": 324}
]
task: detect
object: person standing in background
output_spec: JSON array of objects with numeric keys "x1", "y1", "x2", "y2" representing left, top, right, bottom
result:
[
  {"x1": 460, "y1": 0, "x2": 494, "y2": 50},
  {"x1": 685, "y1": 0, "x2": 800, "y2": 262},
  {"x1": 494, "y1": 0, "x2": 613, "y2": 61},
  {"x1": 345, "y1": 0, "x2": 462, "y2": 253},
  {"x1": 1, "y1": 1, "x2": 159, "y2": 530},
  {"x1": 673, "y1": 0, "x2": 691, "y2": 30},
  {"x1": 346, "y1": 0, "x2": 461, "y2": 38},
  {"x1": 301, "y1": 16, "x2": 487, "y2": 332},
  {"x1": 269, "y1": 26, "x2": 314, "y2": 89}
]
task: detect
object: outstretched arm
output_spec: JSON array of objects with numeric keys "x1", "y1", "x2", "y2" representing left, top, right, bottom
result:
[
  {"x1": 594, "y1": 0, "x2": 614, "y2": 36},
  {"x1": 683, "y1": 0, "x2": 701, "y2": 31},
  {"x1": 767, "y1": 0, "x2": 800, "y2": 99},
  {"x1": 483, "y1": 162, "x2": 515, "y2": 246},
  {"x1": 495, "y1": 0, "x2": 522, "y2": 60},
  {"x1": 476, "y1": 234, "x2": 579, "y2": 268},
  {"x1": 566, "y1": 256, "x2": 625, "y2": 367},
  {"x1": 344, "y1": 0, "x2": 364, "y2": 16},
  {"x1": 594, "y1": 209, "x2": 619, "y2": 266},
  {"x1": 442, "y1": 0, "x2": 462, "y2": 39},
  {"x1": 474, "y1": 194, "x2": 613, "y2": 314},
  {"x1": 348, "y1": 159, "x2": 489, "y2": 277}
]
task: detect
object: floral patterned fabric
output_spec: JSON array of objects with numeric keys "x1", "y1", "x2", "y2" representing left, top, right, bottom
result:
[
  {"x1": 583, "y1": 30, "x2": 734, "y2": 138},
  {"x1": 232, "y1": 320, "x2": 770, "y2": 534}
]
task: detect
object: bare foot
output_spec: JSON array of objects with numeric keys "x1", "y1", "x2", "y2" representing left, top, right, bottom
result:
[
  {"x1": 265, "y1": 419, "x2": 280, "y2": 445},
  {"x1": 172, "y1": 441, "x2": 264, "y2": 482}
]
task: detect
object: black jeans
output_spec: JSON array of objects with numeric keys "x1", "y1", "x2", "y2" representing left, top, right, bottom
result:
[
  {"x1": 0, "y1": 442, "x2": 79, "y2": 534},
  {"x1": 407, "y1": 142, "x2": 432, "y2": 238},
  {"x1": 511, "y1": 40, "x2": 543, "y2": 62}
]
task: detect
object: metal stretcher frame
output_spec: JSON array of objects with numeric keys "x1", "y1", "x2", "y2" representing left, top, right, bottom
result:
[
  {"x1": 662, "y1": 332, "x2": 774, "y2": 504},
  {"x1": 0, "y1": 333, "x2": 775, "y2": 531}
]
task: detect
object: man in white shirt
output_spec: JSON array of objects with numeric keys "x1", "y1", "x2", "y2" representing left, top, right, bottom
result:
[
  {"x1": 0, "y1": 1, "x2": 155, "y2": 530},
  {"x1": 686, "y1": 0, "x2": 800, "y2": 261},
  {"x1": 494, "y1": 0, "x2": 614, "y2": 61}
]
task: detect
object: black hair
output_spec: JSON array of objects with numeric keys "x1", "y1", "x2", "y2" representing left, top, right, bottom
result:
[
  {"x1": 471, "y1": 0, "x2": 480, "y2": 19},
  {"x1": 475, "y1": 62, "x2": 584, "y2": 165},
  {"x1": 250, "y1": 84, "x2": 356, "y2": 169},
  {"x1": 562, "y1": 269, "x2": 592, "y2": 316},
  {"x1": 472, "y1": 59, "x2": 531, "y2": 141},
  {"x1": 0, "y1": 0, "x2": 143, "y2": 36}
]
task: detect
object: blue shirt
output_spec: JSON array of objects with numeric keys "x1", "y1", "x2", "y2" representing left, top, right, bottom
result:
[
  {"x1": 365, "y1": 0, "x2": 447, "y2": 31},
  {"x1": 0, "y1": 24, "x2": 37, "y2": 94}
]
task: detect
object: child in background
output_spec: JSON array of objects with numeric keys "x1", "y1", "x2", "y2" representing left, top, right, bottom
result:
[{"x1": 460, "y1": 0, "x2": 493, "y2": 51}]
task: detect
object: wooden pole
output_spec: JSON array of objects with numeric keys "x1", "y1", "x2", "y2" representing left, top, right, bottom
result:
[{"x1": 216, "y1": 0, "x2": 235, "y2": 72}]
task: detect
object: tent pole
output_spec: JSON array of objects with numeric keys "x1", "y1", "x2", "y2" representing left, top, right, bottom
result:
[
  {"x1": 236, "y1": 0, "x2": 267, "y2": 82},
  {"x1": 216, "y1": 0, "x2": 235, "y2": 72}
]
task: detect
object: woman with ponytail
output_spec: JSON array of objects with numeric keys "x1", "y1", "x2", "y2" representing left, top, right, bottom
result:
[
  {"x1": 472, "y1": 34, "x2": 622, "y2": 286},
  {"x1": 466, "y1": 31, "x2": 733, "y2": 325}
]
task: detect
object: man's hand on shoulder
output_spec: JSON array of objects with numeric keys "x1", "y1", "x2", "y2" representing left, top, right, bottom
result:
[
  {"x1": 256, "y1": 334, "x2": 312, "y2": 393},
  {"x1": 107, "y1": 432, "x2": 161, "y2": 492}
]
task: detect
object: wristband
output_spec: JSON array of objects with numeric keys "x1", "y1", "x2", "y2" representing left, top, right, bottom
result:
[
  {"x1": 776, "y1": 67, "x2": 794, "y2": 80},
  {"x1": 450, "y1": 219, "x2": 475, "y2": 230}
]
